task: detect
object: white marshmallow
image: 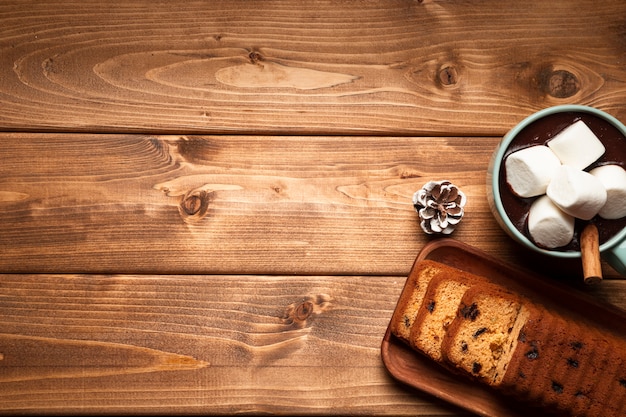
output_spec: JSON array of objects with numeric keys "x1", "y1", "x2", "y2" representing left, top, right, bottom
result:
[
  {"x1": 547, "y1": 120, "x2": 606, "y2": 170},
  {"x1": 546, "y1": 165, "x2": 607, "y2": 220},
  {"x1": 528, "y1": 195, "x2": 575, "y2": 249},
  {"x1": 589, "y1": 164, "x2": 626, "y2": 219},
  {"x1": 505, "y1": 145, "x2": 562, "y2": 197}
]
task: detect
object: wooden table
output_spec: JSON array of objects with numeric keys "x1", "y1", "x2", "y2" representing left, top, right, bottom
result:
[{"x1": 2, "y1": 1, "x2": 626, "y2": 415}]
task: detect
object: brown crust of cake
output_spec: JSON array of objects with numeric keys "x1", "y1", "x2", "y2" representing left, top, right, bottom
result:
[
  {"x1": 498, "y1": 304, "x2": 556, "y2": 400},
  {"x1": 524, "y1": 314, "x2": 577, "y2": 410},
  {"x1": 565, "y1": 325, "x2": 619, "y2": 416}
]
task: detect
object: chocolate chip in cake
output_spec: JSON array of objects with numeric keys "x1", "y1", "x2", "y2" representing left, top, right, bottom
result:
[
  {"x1": 551, "y1": 381, "x2": 564, "y2": 394},
  {"x1": 472, "y1": 327, "x2": 488, "y2": 338},
  {"x1": 525, "y1": 346, "x2": 539, "y2": 360},
  {"x1": 403, "y1": 315, "x2": 410, "y2": 328},
  {"x1": 472, "y1": 362, "x2": 482, "y2": 374},
  {"x1": 569, "y1": 341, "x2": 584, "y2": 351},
  {"x1": 461, "y1": 341, "x2": 468, "y2": 352},
  {"x1": 426, "y1": 300, "x2": 436, "y2": 313},
  {"x1": 567, "y1": 358, "x2": 579, "y2": 368},
  {"x1": 460, "y1": 302, "x2": 480, "y2": 321},
  {"x1": 619, "y1": 378, "x2": 626, "y2": 388}
]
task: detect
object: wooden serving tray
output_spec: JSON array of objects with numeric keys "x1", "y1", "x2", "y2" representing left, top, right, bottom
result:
[{"x1": 381, "y1": 238, "x2": 626, "y2": 417}]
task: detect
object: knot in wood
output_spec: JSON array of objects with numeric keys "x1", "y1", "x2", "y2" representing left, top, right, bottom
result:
[
  {"x1": 281, "y1": 294, "x2": 331, "y2": 329},
  {"x1": 248, "y1": 51, "x2": 264, "y2": 64},
  {"x1": 438, "y1": 66, "x2": 458, "y2": 86},
  {"x1": 179, "y1": 190, "x2": 210, "y2": 221},
  {"x1": 182, "y1": 194, "x2": 202, "y2": 215},
  {"x1": 282, "y1": 300, "x2": 314, "y2": 328},
  {"x1": 540, "y1": 69, "x2": 579, "y2": 98},
  {"x1": 294, "y1": 301, "x2": 314, "y2": 321}
]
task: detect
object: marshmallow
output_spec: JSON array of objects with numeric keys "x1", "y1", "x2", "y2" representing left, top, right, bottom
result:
[
  {"x1": 547, "y1": 120, "x2": 606, "y2": 170},
  {"x1": 589, "y1": 164, "x2": 626, "y2": 219},
  {"x1": 505, "y1": 145, "x2": 562, "y2": 197},
  {"x1": 546, "y1": 165, "x2": 607, "y2": 220},
  {"x1": 528, "y1": 195, "x2": 575, "y2": 249}
]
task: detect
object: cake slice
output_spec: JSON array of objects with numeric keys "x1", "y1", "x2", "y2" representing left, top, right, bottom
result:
[
  {"x1": 389, "y1": 260, "x2": 444, "y2": 344},
  {"x1": 409, "y1": 270, "x2": 482, "y2": 362},
  {"x1": 441, "y1": 284, "x2": 530, "y2": 385}
]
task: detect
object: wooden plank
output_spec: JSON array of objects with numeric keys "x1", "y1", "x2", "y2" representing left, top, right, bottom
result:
[
  {"x1": 1, "y1": 132, "x2": 622, "y2": 279},
  {"x1": 0, "y1": 274, "x2": 454, "y2": 415},
  {"x1": 3, "y1": 132, "x2": 605, "y2": 279},
  {"x1": 0, "y1": 273, "x2": 624, "y2": 415},
  {"x1": 1, "y1": 0, "x2": 626, "y2": 135}
]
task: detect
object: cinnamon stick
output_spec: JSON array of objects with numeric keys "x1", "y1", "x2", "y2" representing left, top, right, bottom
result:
[{"x1": 581, "y1": 223, "x2": 602, "y2": 285}]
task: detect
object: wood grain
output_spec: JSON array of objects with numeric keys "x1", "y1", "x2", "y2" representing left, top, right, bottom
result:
[
  {"x1": 1, "y1": 273, "x2": 624, "y2": 414},
  {"x1": 1, "y1": 0, "x2": 626, "y2": 135},
  {"x1": 2, "y1": 132, "x2": 622, "y2": 280},
  {"x1": 0, "y1": 274, "x2": 446, "y2": 415},
  {"x1": 3, "y1": 1, "x2": 626, "y2": 415},
  {"x1": 2, "y1": 131, "x2": 606, "y2": 279}
]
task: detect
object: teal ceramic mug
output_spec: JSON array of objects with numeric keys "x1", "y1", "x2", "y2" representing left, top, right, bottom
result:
[{"x1": 487, "y1": 105, "x2": 626, "y2": 276}]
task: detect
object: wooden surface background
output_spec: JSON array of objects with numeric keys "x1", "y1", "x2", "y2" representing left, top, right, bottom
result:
[{"x1": 1, "y1": 0, "x2": 626, "y2": 415}]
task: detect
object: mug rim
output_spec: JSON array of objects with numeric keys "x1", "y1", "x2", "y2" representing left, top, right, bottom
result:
[{"x1": 491, "y1": 104, "x2": 626, "y2": 259}]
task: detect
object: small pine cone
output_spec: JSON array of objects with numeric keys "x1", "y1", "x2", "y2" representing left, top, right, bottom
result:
[{"x1": 413, "y1": 180, "x2": 466, "y2": 235}]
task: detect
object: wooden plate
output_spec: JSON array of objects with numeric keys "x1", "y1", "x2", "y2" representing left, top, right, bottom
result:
[{"x1": 381, "y1": 238, "x2": 626, "y2": 417}]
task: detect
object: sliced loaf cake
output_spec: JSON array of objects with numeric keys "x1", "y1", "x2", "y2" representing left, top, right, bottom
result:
[
  {"x1": 389, "y1": 260, "x2": 443, "y2": 344},
  {"x1": 389, "y1": 260, "x2": 626, "y2": 417},
  {"x1": 409, "y1": 270, "x2": 482, "y2": 362}
]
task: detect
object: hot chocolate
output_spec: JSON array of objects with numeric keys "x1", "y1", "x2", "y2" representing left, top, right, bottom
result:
[{"x1": 498, "y1": 111, "x2": 626, "y2": 252}]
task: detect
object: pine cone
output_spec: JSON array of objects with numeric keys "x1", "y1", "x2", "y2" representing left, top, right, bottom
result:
[{"x1": 413, "y1": 180, "x2": 466, "y2": 234}]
